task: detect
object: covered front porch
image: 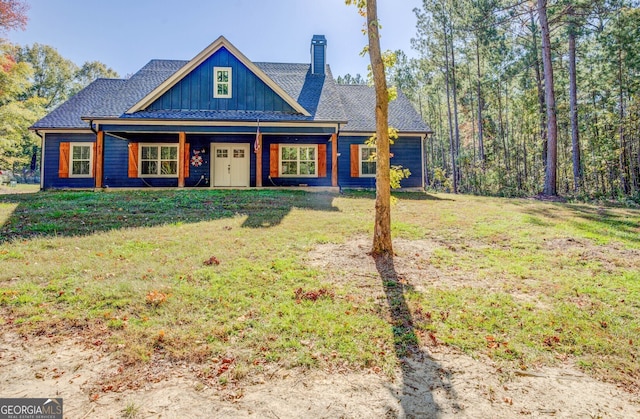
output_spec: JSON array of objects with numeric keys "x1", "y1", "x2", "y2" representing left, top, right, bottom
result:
[{"x1": 92, "y1": 122, "x2": 339, "y2": 189}]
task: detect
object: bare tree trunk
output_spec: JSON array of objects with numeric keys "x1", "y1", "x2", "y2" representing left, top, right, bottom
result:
[
  {"x1": 367, "y1": 0, "x2": 393, "y2": 255},
  {"x1": 531, "y1": 8, "x2": 547, "y2": 174},
  {"x1": 618, "y1": 46, "x2": 630, "y2": 195},
  {"x1": 450, "y1": 26, "x2": 462, "y2": 190},
  {"x1": 568, "y1": 16, "x2": 583, "y2": 192},
  {"x1": 504, "y1": 80, "x2": 511, "y2": 173},
  {"x1": 443, "y1": 19, "x2": 458, "y2": 194},
  {"x1": 476, "y1": 38, "x2": 485, "y2": 165},
  {"x1": 538, "y1": 0, "x2": 558, "y2": 196}
]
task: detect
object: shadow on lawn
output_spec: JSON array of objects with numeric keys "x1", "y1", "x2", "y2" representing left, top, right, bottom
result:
[
  {"x1": 341, "y1": 190, "x2": 454, "y2": 201},
  {"x1": 0, "y1": 189, "x2": 340, "y2": 242},
  {"x1": 519, "y1": 201, "x2": 640, "y2": 244},
  {"x1": 374, "y1": 253, "x2": 461, "y2": 416}
]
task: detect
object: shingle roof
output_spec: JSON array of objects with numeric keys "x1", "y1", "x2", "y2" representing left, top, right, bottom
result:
[
  {"x1": 336, "y1": 84, "x2": 431, "y2": 133},
  {"x1": 255, "y1": 63, "x2": 346, "y2": 122},
  {"x1": 31, "y1": 78, "x2": 126, "y2": 129},
  {"x1": 86, "y1": 59, "x2": 187, "y2": 118},
  {"x1": 32, "y1": 54, "x2": 429, "y2": 133}
]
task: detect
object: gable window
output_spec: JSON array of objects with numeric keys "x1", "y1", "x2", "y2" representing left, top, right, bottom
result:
[
  {"x1": 69, "y1": 143, "x2": 93, "y2": 177},
  {"x1": 140, "y1": 144, "x2": 178, "y2": 177},
  {"x1": 214, "y1": 67, "x2": 232, "y2": 98},
  {"x1": 360, "y1": 145, "x2": 376, "y2": 177},
  {"x1": 280, "y1": 145, "x2": 317, "y2": 177}
]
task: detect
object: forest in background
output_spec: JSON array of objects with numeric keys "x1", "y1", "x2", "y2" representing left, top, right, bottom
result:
[
  {"x1": 0, "y1": 0, "x2": 117, "y2": 181},
  {"x1": 383, "y1": 0, "x2": 640, "y2": 201},
  {"x1": 2, "y1": 0, "x2": 640, "y2": 203}
]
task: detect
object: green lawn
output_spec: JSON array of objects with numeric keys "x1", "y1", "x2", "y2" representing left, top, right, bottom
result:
[{"x1": 0, "y1": 189, "x2": 638, "y2": 390}]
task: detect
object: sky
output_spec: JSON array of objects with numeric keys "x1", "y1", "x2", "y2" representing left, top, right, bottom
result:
[{"x1": 8, "y1": 0, "x2": 423, "y2": 79}]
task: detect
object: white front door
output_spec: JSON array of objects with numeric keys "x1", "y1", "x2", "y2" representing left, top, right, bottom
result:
[{"x1": 211, "y1": 143, "x2": 250, "y2": 187}]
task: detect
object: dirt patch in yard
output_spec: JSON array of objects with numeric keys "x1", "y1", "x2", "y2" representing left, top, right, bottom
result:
[{"x1": 1, "y1": 237, "x2": 638, "y2": 418}]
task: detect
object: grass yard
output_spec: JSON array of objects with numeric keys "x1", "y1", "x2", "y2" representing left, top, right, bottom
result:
[{"x1": 0, "y1": 189, "x2": 639, "y2": 393}]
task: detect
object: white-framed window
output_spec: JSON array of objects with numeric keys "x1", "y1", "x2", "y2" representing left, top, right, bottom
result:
[
  {"x1": 359, "y1": 145, "x2": 376, "y2": 177},
  {"x1": 69, "y1": 143, "x2": 93, "y2": 178},
  {"x1": 213, "y1": 67, "x2": 232, "y2": 98},
  {"x1": 280, "y1": 145, "x2": 317, "y2": 177},
  {"x1": 139, "y1": 144, "x2": 179, "y2": 177}
]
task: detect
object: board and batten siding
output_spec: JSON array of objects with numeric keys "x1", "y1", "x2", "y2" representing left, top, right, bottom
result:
[
  {"x1": 148, "y1": 48, "x2": 296, "y2": 113},
  {"x1": 43, "y1": 133, "x2": 96, "y2": 189},
  {"x1": 337, "y1": 135, "x2": 423, "y2": 189}
]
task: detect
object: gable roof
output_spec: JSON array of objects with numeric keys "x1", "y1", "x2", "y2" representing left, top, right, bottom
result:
[
  {"x1": 112, "y1": 61, "x2": 347, "y2": 123},
  {"x1": 127, "y1": 36, "x2": 310, "y2": 117},
  {"x1": 31, "y1": 36, "x2": 429, "y2": 134},
  {"x1": 336, "y1": 84, "x2": 431, "y2": 133},
  {"x1": 31, "y1": 78, "x2": 126, "y2": 129}
]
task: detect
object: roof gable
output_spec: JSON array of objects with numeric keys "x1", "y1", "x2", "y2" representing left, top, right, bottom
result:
[{"x1": 127, "y1": 36, "x2": 310, "y2": 116}]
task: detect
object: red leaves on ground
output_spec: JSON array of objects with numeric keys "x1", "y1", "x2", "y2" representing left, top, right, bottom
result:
[
  {"x1": 294, "y1": 287, "x2": 335, "y2": 303},
  {"x1": 204, "y1": 256, "x2": 220, "y2": 266},
  {"x1": 543, "y1": 335, "x2": 560, "y2": 347}
]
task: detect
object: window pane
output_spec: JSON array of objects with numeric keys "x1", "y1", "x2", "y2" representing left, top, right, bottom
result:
[
  {"x1": 362, "y1": 147, "x2": 375, "y2": 161},
  {"x1": 282, "y1": 161, "x2": 297, "y2": 175},
  {"x1": 72, "y1": 161, "x2": 90, "y2": 175},
  {"x1": 161, "y1": 161, "x2": 177, "y2": 175},
  {"x1": 73, "y1": 146, "x2": 88, "y2": 160},
  {"x1": 161, "y1": 146, "x2": 177, "y2": 160},
  {"x1": 218, "y1": 84, "x2": 228, "y2": 96},
  {"x1": 217, "y1": 149, "x2": 228, "y2": 158},
  {"x1": 233, "y1": 149, "x2": 245, "y2": 158},
  {"x1": 362, "y1": 161, "x2": 376, "y2": 175},
  {"x1": 282, "y1": 147, "x2": 296, "y2": 161},
  {"x1": 141, "y1": 146, "x2": 157, "y2": 160},
  {"x1": 217, "y1": 71, "x2": 228, "y2": 83},
  {"x1": 301, "y1": 147, "x2": 315, "y2": 160},
  {"x1": 141, "y1": 161, "x2": 157, "y2": 175},
  {"x1": 300, "y1": 162, "x2": 316, "y2": 175}
]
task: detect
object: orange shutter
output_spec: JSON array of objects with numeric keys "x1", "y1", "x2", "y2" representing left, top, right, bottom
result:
[
  {"x1": 350, "y1": 144, "x2": 359, "y2": 177},
  {"x1": 183, "y1": 142, "x2": 190, "y2": 178},
  {"x1": 58, "y1": 142, "x2": 70, "y2": 178},
  {"x1": 128, "y1": 143, "x2": 139, "y2": 178},
  {"x1": 318, "y1": 144, "x2": 327, "y2": 177},
  {"x1": 270, "y1": 144, "x2": 279, "y2": 177}
]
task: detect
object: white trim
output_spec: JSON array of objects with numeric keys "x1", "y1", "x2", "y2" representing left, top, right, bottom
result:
[
  {"x1": 84, "y1": 118, "x2": 341, "y2": 130},
  {"x1": 339, "y1": 131, "x2": 430, "y2": 136},
  {"x1": 279, "y1": 144, "x2": 318, "y2": 178},
  {"x1": 358, "y1": 144, "x2": 376, "y2": 178},
  {"x1": 126, "y1": 36, "x2": 311, "y2": 116},
  {"x1": 213, "y1": 67, "x2": 232, "y2": 98},
  {"x1": 421, "y1": 133, "x2": 426, "y2": 189},
  {"x1": 39, "y1": 133, "x2": 45, "y2": 190},
  {"x1": 138, "y1": 143, "x2": 179, "y2": 178},
  {"x1": 29, "y1": 129, "x2": 95, "y2": 134},
  {"x1": 68, "y1": 142, "x2": 94, "y2": 178}
]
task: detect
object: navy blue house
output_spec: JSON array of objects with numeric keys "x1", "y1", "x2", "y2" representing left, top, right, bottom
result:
[{"x1": 32, "y1": 36, "x2": 430, "y2": 190}]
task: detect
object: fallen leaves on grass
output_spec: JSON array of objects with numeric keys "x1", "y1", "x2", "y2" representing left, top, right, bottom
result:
[
  {"x1": 486, "y1": 335, "x2": 509, "y2": 349},
  {"x1": 145, "y1": 290, "x2": 169, "y2": 306},
  {"x1": 543, "y1": 335, "x2": 560, "y2": 347},
  {"x1": 204, "y1": 256, "x2": 220, "y2": 266},
  {"x1": 294, "y1": 287, "x2": 335, "y2": 303}
]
